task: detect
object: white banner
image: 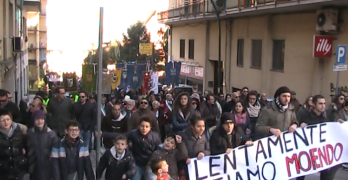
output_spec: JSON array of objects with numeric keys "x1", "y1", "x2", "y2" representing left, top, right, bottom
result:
[
  {"x1": 150, "y1": 73, "x2": 159, "y2": 94},
  {"x1": 188, "y1": 122, "x2": 348, "y2": 180}
]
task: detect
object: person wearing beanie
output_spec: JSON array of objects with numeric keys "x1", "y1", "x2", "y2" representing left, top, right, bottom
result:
[
  {"x1": 210, "y1": 112, "x2": 253, "y2": 155},
  {"x1": 27, "y1": 109, "x2": 58, "y2": 180},
  {"x1": 256, "y1": 86, "x2": 298, "y2": 138}
]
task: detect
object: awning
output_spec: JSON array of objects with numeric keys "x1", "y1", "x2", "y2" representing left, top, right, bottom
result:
[{"x1": 24, "y1": 0, "x2": 41, "y2": 12}]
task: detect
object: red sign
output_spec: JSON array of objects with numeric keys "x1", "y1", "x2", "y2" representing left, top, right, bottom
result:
[
  {"x1": 313, "y1": 35, "x2": 333, "y2": 58},
  {"x1": 141, "y1": 71, "x2": 151, "y2": 95}
]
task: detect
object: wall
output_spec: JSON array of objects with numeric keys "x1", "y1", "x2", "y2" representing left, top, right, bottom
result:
[
  {"x1": 227, "y1": 10, "x2": 348, "y2": 102},
  {"x1": 171, "y1": 23, "x2": 208, "y2": 89}
]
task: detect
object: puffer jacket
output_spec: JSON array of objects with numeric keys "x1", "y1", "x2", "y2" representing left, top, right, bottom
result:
[
  {"x1": 96, "y1": 147, "x2": 136, "y2": 180},
  {"x1": 0, "y1": 123, "x2": 28, "y2": 180},
  {"x1": 27, "y1": 126, "x2": 58, "y2": 180}
]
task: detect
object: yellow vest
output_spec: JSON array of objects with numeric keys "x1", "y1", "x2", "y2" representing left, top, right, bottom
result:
[
  {"x1": 43, "y1": 98, "x2": 50, "y2": 106},
  {"x1": 74, "y1": 95, "x2": 79, "y2": 102}
]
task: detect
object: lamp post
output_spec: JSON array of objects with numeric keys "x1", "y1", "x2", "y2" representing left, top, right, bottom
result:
[{"x1": 210, "y1": 0, "x2": 222, "y2": 94}]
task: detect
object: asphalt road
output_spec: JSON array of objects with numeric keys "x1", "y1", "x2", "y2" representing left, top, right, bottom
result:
[{"x1": 23, "y1": 151, "x2": 347, "y2": 180}]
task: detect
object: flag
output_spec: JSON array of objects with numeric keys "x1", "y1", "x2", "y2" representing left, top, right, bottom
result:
[
  {"x1": 101, "y1": 73, "x2": 111, "y2": 94},
  {"x1": 82, "y1": 64, "x2": 96, "y2": 92},
  {"x1": 174, "y1": 61, "x2": 181, "y2": 86},
  {"x1": 111, "y1": 69, "x2": 122, "y2": 89},
  {"x1": 165, "y1": 61, "x2": 173, "y2": 86}
]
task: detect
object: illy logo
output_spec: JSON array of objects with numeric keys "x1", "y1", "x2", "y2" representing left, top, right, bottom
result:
[
  {"x1": 316, "y1": 39, "x2": 332, "y2": 55},
  {"x1": 313, "y1": 35, "x2": 333, "y2": 58}
]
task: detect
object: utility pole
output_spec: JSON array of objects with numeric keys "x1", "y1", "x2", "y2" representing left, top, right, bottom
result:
[
  {"x1": 210, "y1": 0, "x2": 223, "y2": 94},
  {"x1": 96, "y1": 7, "x2": 104, "y2": 166}
]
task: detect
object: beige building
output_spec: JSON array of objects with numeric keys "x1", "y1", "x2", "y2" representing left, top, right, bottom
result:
[
  {"x1": 158, "y1": 0, "x2": 348, "y2": 102},
  {"x1": 25, "y1": 0, "x2": 47, "y2": 91},
  {"x1": 0, "y1": 0, "x2": 46, "y2": 103}
]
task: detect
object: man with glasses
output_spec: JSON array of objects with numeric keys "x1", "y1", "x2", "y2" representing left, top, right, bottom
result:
[
  {"x1": 127, "y1": 98, "x2": 160, "y2": 133},
  {"x1": 0, "y1": 89, "x2": 21, "y2": 123},
  {"x1": 51, "y1": 120, "x2": 95, "y2": 180},
  {"x1": 101, "y1": 102, "x2": 128, "y2": 149},
  {"x1": 47, "y1": 87, "x2": 73, "y2": 138},
  {"x1": 72, "y1": 91, "x2": 96, "y2": 151}
]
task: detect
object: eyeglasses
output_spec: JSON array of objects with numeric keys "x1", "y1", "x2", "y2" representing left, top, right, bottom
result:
[
  {"x1": 140, "y1": 101, "x2": 148, "y2": 104},
  {"x1": 192, "y1": 102, "x2": 197, "y2": 105},
  {"x1": 339, "y1": 98, "x2": 345, "y2": 100},
  {"x1": 80, "y1": 96, "x2": 85, "y2": 98}
]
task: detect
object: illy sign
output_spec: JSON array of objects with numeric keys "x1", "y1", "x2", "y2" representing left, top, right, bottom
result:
[{"x1": 313, "y1": 35, "x2": 333, "y2": 58}]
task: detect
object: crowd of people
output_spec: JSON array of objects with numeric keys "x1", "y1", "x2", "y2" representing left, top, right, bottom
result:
[{"x1": 0, "y1": 85, "x2": 347, "y2": 180}]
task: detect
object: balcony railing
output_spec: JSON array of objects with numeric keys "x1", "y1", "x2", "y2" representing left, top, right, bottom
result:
[{"x1": 157, "y1": 0, "x2": 333, "y2": 21}]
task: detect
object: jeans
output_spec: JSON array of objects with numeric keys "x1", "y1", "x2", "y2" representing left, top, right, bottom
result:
[
  {"x1": 132, "y1": 166, "x2": 145, "y2": 180},
  {"x1": 79, "y1": 130, "x2": 92, "y2": 150}
]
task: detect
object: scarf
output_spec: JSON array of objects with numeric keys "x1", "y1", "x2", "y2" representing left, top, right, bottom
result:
[
  {"x1": 275, "y1": 98, "x2": 288, "y2": 112},
  {"x1": 65, "y1": 136, "x2": 79, "y2": 147},
  {"x1": 247, "y1": 102, "x2": 261, "y2": 117},
  {"x1": 234, "y1": 113, "x2": 247, "y2": 125}
]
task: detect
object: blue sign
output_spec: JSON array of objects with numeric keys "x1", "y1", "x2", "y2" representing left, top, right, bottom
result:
[{"x1": 336, "y1": 45, "x2": 347, "y2": 65}]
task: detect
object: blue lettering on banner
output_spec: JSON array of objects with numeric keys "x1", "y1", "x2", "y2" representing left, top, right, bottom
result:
[{"x1": 188, "y1": 122, "x2": 348, "y2": 180}]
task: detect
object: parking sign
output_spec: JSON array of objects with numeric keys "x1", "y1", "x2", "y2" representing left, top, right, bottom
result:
[{"x1": 336, "y1": 45, "x2": 347, "y2": 65}]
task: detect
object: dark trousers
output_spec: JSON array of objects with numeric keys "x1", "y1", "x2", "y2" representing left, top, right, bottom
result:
[{"x1": 296, "y1": 164, "x2": 341, "y2": 180}]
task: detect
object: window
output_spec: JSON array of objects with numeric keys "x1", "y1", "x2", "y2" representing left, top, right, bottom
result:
[
  {"x1": 237, "y1": 39, "x2": 244, "y2": 66},
  {"x1": 251, "y1": 40, "x2": 262, "y2": 68},
  {"x1": 188, "y1": 39, "x2": 194, "y2": 59},
  {"x1": 272, "y1": 40, "x2": 285, "y2": 71},
  {"x1": 180, "y1": 39, "x2": 185, "y2": 58}
]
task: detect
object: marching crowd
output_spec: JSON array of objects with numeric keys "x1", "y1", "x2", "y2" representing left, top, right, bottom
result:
[{"x1": 0, "y1": 86, "x2": 347, "y2": 180}]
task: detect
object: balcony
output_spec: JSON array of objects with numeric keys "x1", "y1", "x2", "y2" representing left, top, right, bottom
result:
[
  {"x1": 28, "y1": 26, "x2": 37, "y2": 31},
  {"x1": 24, "y1": 0, "x2": 41, "y2": 12},
  {"x1": 158, "y1": 0, "x2": 348, "y2": 24}
]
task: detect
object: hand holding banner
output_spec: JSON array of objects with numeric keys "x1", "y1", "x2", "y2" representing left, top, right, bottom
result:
[{"x1": 188, "y1": 122, "x2": 348, "y2": 180}]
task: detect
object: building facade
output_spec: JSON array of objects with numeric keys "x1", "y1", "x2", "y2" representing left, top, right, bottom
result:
[
  {"x1": 0, "y1": 0, "x2": 46, "y2": 104},
  {"x1": 25, "y1": 0, "x2": 47, "y2": 92},
  {"x1": 158, "y1": 0, "x2": 348, "y2": 102}
]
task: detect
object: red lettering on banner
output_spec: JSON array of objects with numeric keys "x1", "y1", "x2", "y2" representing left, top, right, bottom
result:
[
  {"x1": 313, "y1": 35, "x2": 333, "y2": 58},
  {"x1": 285, "y1": 143, "x2": 343, "y2": 177}
]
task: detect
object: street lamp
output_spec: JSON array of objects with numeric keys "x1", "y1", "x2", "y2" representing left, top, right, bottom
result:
[{"x1": 210, "y1": 0, "x2": 225, "y2": 94}]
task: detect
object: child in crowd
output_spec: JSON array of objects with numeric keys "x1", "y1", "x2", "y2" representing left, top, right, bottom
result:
[
  {"x1": 146, "y1": 134, "x2": 188, "y2": 180},
  {"x1": 148, "y1": 158, "x2": 173, "y2": 180},
  {"x1": 102, "y1": 116, "x2": 162, "y2": 180},
  {"x1": 96, "y1": 135, "x2": 136, "y2": 180}
]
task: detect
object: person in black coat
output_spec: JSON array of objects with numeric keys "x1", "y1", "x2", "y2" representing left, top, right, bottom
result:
[
  {"x1": 27, "y1": 110, "x2": 58, "y2": 180},
  {"x1": 96, "y1": 135, "x2": 136, "y2": 180},
  {"x1": 101, "y1": 116, "x2": 162, "y2": 180},
  {"x1": 0, "y1": 89, "x2": 21, "y2": 123},
  {"x1": 210, "y1": 112, "x2": 253, "y2": 155}
]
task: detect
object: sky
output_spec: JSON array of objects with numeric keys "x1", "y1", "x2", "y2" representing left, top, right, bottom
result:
[{"x1": 46, "y1": 0, "x2": 168, "y2": 51}]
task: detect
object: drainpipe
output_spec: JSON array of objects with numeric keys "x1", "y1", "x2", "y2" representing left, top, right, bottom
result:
[
  {"x1": 210, "y1": 0, "x2": 222, "y2": 94},
  {"x1": 228, "y1": 20, "x2": 233, "y2": 94}
]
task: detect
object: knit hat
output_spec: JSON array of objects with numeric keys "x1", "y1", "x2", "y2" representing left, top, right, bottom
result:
[
  {"x1": 191, "y1": 93, "x2": 200, "y2": 102},
  {"x1": 220, "y1": 112, "x2": 234, "y2": 124},
  {"x1": 32, "y1": 110, "x2": 46, "y2": 121},
  {"x1": 274, "y1": 86, "x2": 291, "y2": 98}
]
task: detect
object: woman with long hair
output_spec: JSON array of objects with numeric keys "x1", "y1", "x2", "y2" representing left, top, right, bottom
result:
[
  {"x1": 244, "y1": 91, "x2": 261, "y2": 140},
  {"x1": 296, "y1": 96, "x2": 314, "y2": 121},
  {"x1": 171, "y1": 92, "x2": 195, "y2": 133}
]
